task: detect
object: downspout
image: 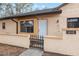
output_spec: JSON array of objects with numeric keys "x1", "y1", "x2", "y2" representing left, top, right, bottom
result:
[{"x1": 11, "y1": 18, "x2": 18, "y2": 34}]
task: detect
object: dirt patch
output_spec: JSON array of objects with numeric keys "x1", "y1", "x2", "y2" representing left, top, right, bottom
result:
[{"x1": 0, "y1": 43, "x2": 26, "y2": 56}]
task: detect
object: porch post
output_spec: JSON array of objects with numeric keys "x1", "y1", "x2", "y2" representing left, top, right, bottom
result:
[
  {"x1": 34, "y1": 17, "x2": 38, "y2": 35},
  {"x1": 11, "y1": 18, "x2": 18, "y2": 34}
]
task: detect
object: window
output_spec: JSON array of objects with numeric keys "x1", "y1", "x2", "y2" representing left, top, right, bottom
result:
[
  {"x1": 2, "y1": 22, "x2": 5, "y2": 29},
  {"x1": 67, "y1": 18, "x2": 79, "y2": 28},
  {"x1": 20, "y1": 20, "x2": 34, "y2": 33},
  {"x1": 66, "y1": 30, "x2": 76, "y2": 34},
  {"x1": 56, "y1": 20, "x2": 59, "y2": 23}
]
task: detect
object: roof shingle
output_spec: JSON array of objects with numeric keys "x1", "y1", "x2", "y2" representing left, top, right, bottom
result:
[{"x1": 0, "y1": 3, "x2": 68, "y2": 20}]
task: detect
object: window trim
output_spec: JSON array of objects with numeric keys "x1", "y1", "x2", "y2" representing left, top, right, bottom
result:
[
  {"x1": 20, "y1": 20, "x2": 34, "y2": 33},
  {"x1": 2, "y1": 22, "x2": 5, "y2": 29},
  {"x1": 67, "y1": 18, "x2": 79, "y2": 28}
]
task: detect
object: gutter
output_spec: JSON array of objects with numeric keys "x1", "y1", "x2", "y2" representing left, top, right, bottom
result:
[{"x1": 11, "y1": 18, "x2": 18, "y2": 34}]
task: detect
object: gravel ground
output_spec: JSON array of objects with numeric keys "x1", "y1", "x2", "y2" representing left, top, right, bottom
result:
[{"x1": 0, "y1": 43, "x2": 26, "y2": 56}]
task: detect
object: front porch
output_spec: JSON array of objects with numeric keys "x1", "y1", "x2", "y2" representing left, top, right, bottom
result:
[{"x1": 0, "y1": 34, "x2": 63, "y2": 56}]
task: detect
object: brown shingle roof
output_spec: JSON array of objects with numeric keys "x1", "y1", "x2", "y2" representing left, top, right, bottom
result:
[{"x1": 0, "y1": 3, "x2": 68, "y2": 20}]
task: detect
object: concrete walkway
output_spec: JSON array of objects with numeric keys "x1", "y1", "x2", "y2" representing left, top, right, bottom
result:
[{"x1": 19, "y1": 48, "x2": 43, "y2": 56}]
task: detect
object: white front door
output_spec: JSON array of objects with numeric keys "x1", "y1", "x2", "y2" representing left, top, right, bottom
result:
[{"x1": 38, "y1": 20, "x2": 47, "y2": 36}]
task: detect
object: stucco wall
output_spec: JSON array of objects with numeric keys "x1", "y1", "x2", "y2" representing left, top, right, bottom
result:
[
  {"x1": 36, "y1": 4, "x2": 79, "y2": 36},
  {"x1": 44, "y1": 3, "x2": 79, "y2": 56},
  {"x1": 44, "y1": 35, "x2": 79, "y2": 56},
  {"x1": 59, "y1": 3, "x2": 79, "y2": 29},
  {"x1": 36, "y1": 14, "x2": 61, "y2": 36},
  {"x1": 38, "y1": 14, "x2": 61, "y2": 36},
  {"x1": 0, "y1": 19, "x2": 16, "y2": 34},
  {"x1": 0, "y1": 34, "x2": 30, "y2": 48},
  {"x1": 47, "y1": 14, "x2": 61, "y2": 36},
  {"x1": 60, "y1": 3, "x2": 79, "y2": 18},
  {"x1": 0, "y1": 19, "x2": 30, "y2": 48},
  {"x1": 44, "y1": 30, "x2": 79, "y2": 56}
]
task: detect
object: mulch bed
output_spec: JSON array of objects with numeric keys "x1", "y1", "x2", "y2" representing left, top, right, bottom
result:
[{"x1": 0, "y1": 43, "x2": 26, "y2": 56}]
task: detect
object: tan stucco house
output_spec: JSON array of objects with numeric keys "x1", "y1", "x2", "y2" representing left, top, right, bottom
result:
[
  {"x1": 0, "y1": 3, "x2": 64, "y2": 36},
  {"x1": 0, "y1": 3, "x2": 77, "y2": 37},
  {"x1": 1, "y1": 3, "x2": 79, "y2": 55}
]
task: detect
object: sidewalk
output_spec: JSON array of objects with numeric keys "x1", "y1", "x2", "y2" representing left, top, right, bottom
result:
[{"x1": 19, "y1": 48, "x2": 43, "y2": 56}]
